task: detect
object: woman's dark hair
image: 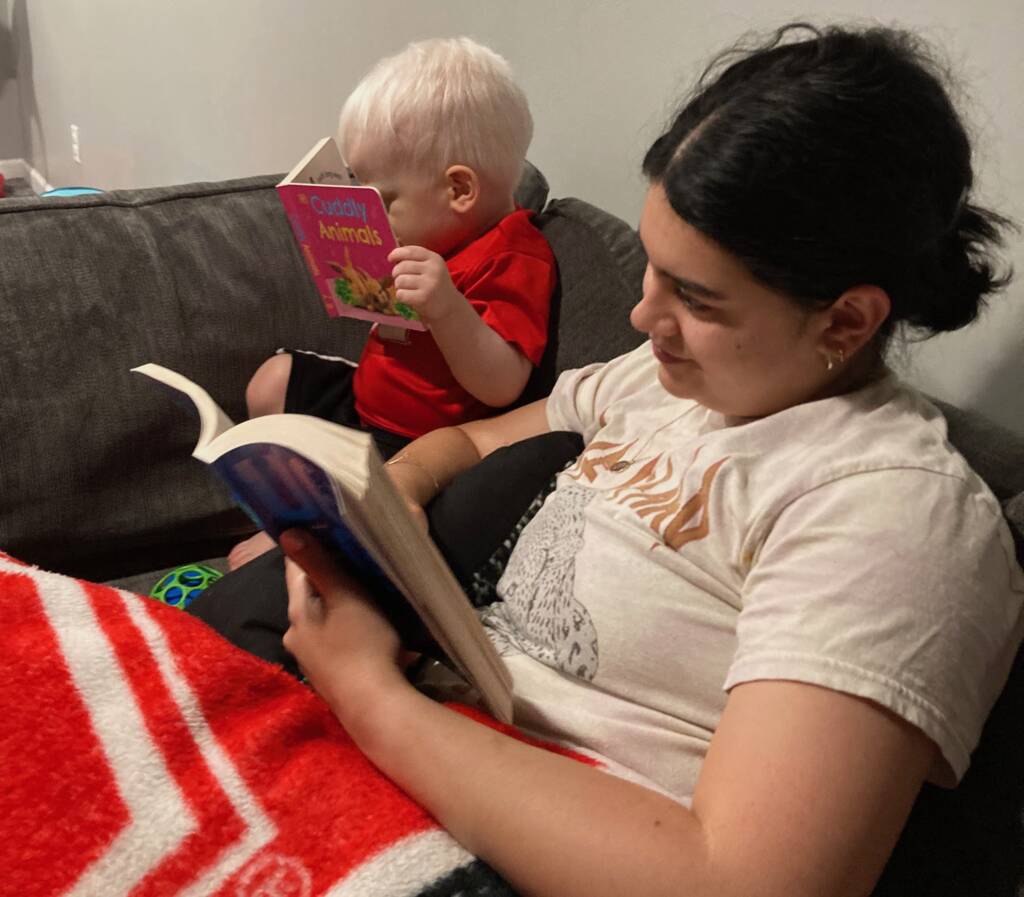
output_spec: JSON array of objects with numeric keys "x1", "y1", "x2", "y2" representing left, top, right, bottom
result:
[{"x1": 643, "y1": 24, "x2": 1013, "y2": 338}]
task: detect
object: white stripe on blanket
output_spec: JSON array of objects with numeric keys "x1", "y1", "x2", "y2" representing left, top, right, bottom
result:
[
  {"x1": 121, "y1": 590, "x2": 279, "y2": 896},
  {"x1": 326, "y1": 830, "x2": 475, "y2": 897},
  {"x1": 29, "y1": 566, "x2": 196, "y2": 896}
]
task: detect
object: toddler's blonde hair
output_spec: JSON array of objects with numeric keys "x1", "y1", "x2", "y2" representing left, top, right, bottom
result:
[{"x1": 339, "y1": 37, "x2": 533, "y2": 192}]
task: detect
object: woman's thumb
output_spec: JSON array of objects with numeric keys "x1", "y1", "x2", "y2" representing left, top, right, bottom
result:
[{"x1": 280, "y1": 529, "x2": 354, "y2": 602}]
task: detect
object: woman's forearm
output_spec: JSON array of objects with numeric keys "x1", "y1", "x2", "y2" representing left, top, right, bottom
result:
[
  {"x1": 340, "y1": 684, "x2": 714, "y2": 897},
  {"x1": 385, "y1": 426, "x2": 482, "y2": 506},
  {"x1": 384, "y1": 400, "x2": 552, "y2": 507}
]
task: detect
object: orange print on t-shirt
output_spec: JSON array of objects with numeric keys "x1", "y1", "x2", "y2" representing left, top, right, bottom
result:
[{"x1": 568, "y1": 443, "x2": 728, "y2": 550}]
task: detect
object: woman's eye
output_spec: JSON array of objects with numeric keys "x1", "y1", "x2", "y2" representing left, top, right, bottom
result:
[{"x1": 675, "y1": 288, "x2": 708, "y2": 312}]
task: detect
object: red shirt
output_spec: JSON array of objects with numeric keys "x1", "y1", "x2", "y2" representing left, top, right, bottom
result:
[{"x1": 354, "y1": 209, "x2": 556, "y2": 438}]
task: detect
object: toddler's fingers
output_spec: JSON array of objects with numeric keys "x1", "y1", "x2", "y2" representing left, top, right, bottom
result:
[
  {"x1": 393, "y1": 273, "x2": 424, "y2": 293},
  {"x1": 390, "y1": 259, "x2": 427, "y2": 278},
  {"x1": 388, "y1": 245, "x2": 430, "y2": 264},
  {"x1": 394, "y1": 289, "x2": 424, "y2": 309}
]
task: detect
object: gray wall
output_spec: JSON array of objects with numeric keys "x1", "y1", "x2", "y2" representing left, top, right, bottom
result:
[
  {"x1": 9, "y1": 0, "x2": 1024, "y2": 434},
  {"x1": 0, "y1": 0, "x2": 25, "y2": 159}
]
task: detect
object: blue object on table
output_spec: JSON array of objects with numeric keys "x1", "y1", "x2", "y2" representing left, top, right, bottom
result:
[{"x1": 40, "y1": 187, "x2": 104, "y2": 198}]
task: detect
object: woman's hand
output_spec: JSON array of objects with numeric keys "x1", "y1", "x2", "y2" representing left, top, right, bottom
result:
[{"x1": 280, "y1": 529, "x2": 410, "y2": 725}]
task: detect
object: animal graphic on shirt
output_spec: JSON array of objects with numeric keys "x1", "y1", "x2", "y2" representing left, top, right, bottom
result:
[
  {"x1": 482, "y1": 484, "x2": 600, "y2": 679},
  {"x1": 568, "y1": 442, "x2": 728, "y2": 551}
]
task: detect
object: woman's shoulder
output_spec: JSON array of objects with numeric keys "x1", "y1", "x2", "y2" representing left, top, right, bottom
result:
[
  {"x1": 724, "y1": 376, "x2": 1009, "y2": 546},
  {"x1": 758, "y1": 376, "x2": 985, "y2": 485},
  {"x1": 828, "y1": 378, "x2": 987, "y2": 486}
]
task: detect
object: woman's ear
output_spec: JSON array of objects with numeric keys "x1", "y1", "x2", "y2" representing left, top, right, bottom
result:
[
  {"x1": 445, "y1": 165, "x2": 479, "y2": 213},
  {"x1": 820, "y1": 284, "x2": 892, "y2": 360}
]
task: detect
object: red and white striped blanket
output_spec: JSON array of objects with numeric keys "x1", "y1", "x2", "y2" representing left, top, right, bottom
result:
[{"x1": 0, "y1": 552, "x2": 544, "y2": 897}]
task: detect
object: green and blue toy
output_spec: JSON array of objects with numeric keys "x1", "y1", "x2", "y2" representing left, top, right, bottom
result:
[{"x1": 150, "y1": 563, "x2": 223, "y2": 609}]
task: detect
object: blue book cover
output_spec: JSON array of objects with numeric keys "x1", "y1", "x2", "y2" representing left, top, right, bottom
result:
[{"x1": 211, "y1": 442, "x2": 431, "y2": 649}]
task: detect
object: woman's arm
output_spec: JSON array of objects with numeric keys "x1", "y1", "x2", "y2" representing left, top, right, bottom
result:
[
  {"x1": 282, "y1": 532, "x2": 935, "y2": 897},
  {"x1": 384, "y1": 398, "x2": 551, "y2": 508}
]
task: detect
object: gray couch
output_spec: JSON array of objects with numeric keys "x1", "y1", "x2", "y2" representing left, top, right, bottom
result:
[{"x1": 1, "y1": 168, "x2": 1021, "y2": 895}]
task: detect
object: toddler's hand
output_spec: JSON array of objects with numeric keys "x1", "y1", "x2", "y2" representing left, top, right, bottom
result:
[{"x1": 389, "y1": 245, "x2": 465, "y2": 325}]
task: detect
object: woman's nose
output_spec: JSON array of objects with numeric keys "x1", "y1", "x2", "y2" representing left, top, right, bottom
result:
[
  {"x1": 630, "y1": 268, "x2": 656, "y2": 332},
  {"x1": 630, "y1": 275, "x2": 675, "y2": 336}
]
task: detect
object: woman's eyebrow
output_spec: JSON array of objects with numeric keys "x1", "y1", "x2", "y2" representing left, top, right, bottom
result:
[{"x1": 653, "y1": 264, "x2": 725, "y2": 300}]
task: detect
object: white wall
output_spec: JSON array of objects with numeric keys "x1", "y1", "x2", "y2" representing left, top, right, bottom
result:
[
  {"x1": 10, "y1": 0, "x2": 1024, "y2": 434},
  {"x1": 0, "y1": 0, "x2": 25, "y2": 159}
]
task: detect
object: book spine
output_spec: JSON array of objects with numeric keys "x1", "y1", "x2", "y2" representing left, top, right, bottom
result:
[{"x1": 277, "y1": 184, "x2": 340, "y2": 319}]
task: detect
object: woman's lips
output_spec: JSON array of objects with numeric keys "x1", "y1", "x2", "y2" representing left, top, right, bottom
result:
[{"x1": 651, "y1": 342, "x2": 691, "y2": 365}]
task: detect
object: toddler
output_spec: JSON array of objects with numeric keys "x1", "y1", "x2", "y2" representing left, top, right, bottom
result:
[{"x1": 231, "y1": 37, "x2": 556, "y2": 568}]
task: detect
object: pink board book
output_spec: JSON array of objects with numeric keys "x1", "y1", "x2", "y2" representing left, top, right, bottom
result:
[{"x1": 277, "y1": 137, "x2": 425, "y2": 331}]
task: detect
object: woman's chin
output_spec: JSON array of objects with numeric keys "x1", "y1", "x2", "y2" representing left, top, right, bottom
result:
[{"x1": 657, "y1": 365, "x2": 701, "y2": 400}]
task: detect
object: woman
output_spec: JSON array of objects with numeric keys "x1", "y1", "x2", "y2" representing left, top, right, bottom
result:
[{"x1": 280, "y1": 24, "x2": 1023, "y2": 897}]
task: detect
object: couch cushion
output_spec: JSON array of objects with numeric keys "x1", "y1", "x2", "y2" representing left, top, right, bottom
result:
[
  {"x1": 0, "y1": 176, "x2": 371, "y2": 580},
  {"x1": 0, "y1": 163, "x2": 553, "y2": 582},
  {"x1": 514, "y1": 160, "x2": 549, "y2": 214},
  {"x1": 538, "y1": 197, "x2": 647, "y2": 371},
  {"x1": 514, "y1": 197, "x2": 647, "y2": 406},
  {"x1": 935, "y1": 400, "x2": 1024, "y2": 505}
]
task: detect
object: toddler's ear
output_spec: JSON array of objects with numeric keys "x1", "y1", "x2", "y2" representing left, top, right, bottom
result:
[{"x1": 445, "y1": 165, "x2": 479, "y2": 212}]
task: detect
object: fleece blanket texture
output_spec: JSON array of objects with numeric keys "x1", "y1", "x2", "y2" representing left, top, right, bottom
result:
[{"x1": 0, "y1": 552, "x2": 582, "y2": 897}]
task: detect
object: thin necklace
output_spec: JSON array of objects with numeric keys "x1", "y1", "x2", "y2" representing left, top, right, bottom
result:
[{"x1": 608, "y1": 408, "x2": 692, "y2": 471}]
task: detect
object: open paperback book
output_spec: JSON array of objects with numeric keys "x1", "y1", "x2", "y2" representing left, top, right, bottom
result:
[
  {"x1": 132, "y1": 362, "x2": 513, "y2": 722},
  {"x1": 277, "y1": 136, "x2": 426, "y2": 331}
]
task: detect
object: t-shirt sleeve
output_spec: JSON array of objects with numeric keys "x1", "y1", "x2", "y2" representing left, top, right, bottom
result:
[
  {"x1": 545, "y1": 342, "x2": 658, "y2": 440},
  {"x1": 461, "y1": 251, "x2": 556, "y2": 366},
  {"x1": 727, "y1": 468, "x2": 1024, "y2": 786}
]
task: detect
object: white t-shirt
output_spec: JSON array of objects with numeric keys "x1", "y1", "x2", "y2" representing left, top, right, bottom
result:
[{"x1": 480, "y1": 342, "x2": 1024, "y2": 801}]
